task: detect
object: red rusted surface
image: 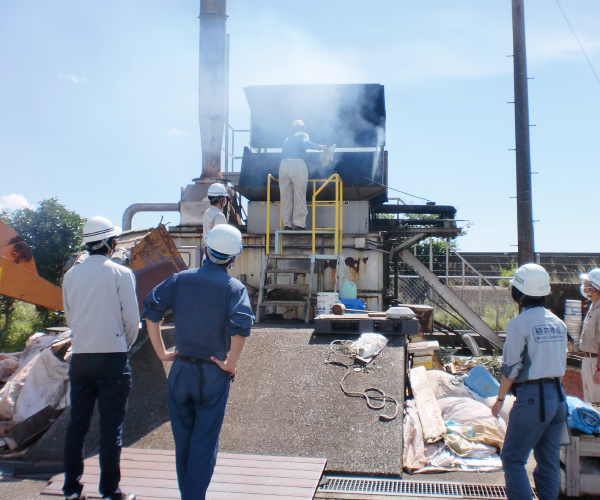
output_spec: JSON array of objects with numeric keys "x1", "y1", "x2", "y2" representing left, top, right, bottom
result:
[
  {"x1": 562, "y1": 365, "x2": 584, "y2": 400},
  {"x1": 129, "y1": 225, "x2": 187, "y2": 312}
]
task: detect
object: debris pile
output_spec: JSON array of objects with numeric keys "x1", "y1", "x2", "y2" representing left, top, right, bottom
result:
[
  {"x1": 0, "y1": 331, "x2": 71, "y2": 454},
  {"x1": 404, "y1": 366, "x2": 506, "y2": 473}
]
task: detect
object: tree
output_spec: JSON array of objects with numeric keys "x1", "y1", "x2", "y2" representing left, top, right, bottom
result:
[
  {"x1": 0, "y1": 199, "x2": 86, "y2": 349},
  {"x1": 1, "y1": 198, "x2": 86, "y2": 285}
]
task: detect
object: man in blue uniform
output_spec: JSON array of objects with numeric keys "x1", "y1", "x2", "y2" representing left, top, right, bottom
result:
[
  {"x1": 142, "y1": 224, "x2": 254, "y2": 500},
  {"x1": 492, "y1": 263, "x2": 567, "y2": 500},
  {"x1": 279, "y1": 119, "x2": 327, "y2": 230}
]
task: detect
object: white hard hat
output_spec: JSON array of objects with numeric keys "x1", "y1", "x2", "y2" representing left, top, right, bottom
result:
[
  {"x1": 205, "y1": 224, "x2": 243, "y2": 263},
  {"x1": 207, "y1": 183, "x2": 228, "y2": 198},
  {"x1": 581, "y1": 269, "x2": 600, "y2": 290},
  {"x1": 510, "y1": 263, "x2": 551, "y2": 297},
  {"x1": 82, "y1": 216, "x2": 120, "y2": 245},
  {"x1": 292, "y1": 119, "x2": 305, "y2": 128}
]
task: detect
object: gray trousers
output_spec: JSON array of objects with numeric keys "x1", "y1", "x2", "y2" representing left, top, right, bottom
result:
[{"x1": 279, "y1": 159, "x2": 308, "y2": 228}]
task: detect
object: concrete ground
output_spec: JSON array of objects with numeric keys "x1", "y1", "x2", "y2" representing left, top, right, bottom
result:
[{"x1": 0, "y1": 323, "x2": 568, "y2": 499}]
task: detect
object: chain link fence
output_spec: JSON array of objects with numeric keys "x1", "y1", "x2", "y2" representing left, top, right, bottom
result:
[{"x1": 391, "y1": 275, "x2": 518, "y2": 333}]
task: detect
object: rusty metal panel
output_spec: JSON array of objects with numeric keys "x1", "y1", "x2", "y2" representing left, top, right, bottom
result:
[{"x1": 129, "y1": 225, "x2": 187, "y2": 312}]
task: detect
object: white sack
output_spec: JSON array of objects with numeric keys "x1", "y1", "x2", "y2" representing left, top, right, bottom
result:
[
  {"x1": 438, "y1": 397, "x2": 506, "y2": 449},
  {"x1": 426, "y1": 369, "x2": 479, "y2": 399},
  {"x1": 0, "y1": 353, "x2": 41, "y2": 420},
  {"x1": 13, "y1": 348, "x2": 69, "y2": 422}
]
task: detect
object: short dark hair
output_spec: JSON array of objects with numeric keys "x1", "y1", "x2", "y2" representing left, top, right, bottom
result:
[
  {"x1": 511, "y1": 286, "x2": 546, "y2": 308},
  {"x1": 87, "y1": 237, "x2": 115, "y2": 256},
  {"x1": 208, "y1": 196, "x2": 223, "y2": 206}
]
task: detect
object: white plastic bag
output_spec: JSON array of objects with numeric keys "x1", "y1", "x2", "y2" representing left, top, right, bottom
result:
[{"x1": 351, "y1": 333, "x2": 388, "y2": 361}]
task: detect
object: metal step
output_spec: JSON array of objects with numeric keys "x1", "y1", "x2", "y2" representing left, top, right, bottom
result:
[
  {"x1": 259, "y1": 300, "x2": 307, "y2": 307},
  {"x1": 266, "y1": 254, "x2": 312, "y2": 260},
  {"x1": 266, "y1": 268, "x2": 309, "y2": 274},
  {"x1": 262, "y1": 283, "x2": 308, "y2": 290}
]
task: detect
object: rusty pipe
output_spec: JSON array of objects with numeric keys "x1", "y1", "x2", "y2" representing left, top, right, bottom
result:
[{"x1": 199, "y1": 0, "x2": 227, "y2": 178}]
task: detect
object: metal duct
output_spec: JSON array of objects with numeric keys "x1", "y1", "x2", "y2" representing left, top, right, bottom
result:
[
  {"x1": 122, "y1": 203, "x2": 180, "y2": 231},
  {"x1": 199, "y1": 0, "x2": 227, "y2": 178}
]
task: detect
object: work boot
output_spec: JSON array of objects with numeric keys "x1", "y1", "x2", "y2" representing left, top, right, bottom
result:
[
  {"x1": 102, "y1": 494, "x2": 136, "y2": 500},
  {"x1": 283, "y1": 226, "x2": 293, "y2": 230},
  {"x1": 65, "y1": 493, "x2": 86, "y2": 500},
  {"x1": 295, "y1": 226, "x2": 305, "y2": 230}
]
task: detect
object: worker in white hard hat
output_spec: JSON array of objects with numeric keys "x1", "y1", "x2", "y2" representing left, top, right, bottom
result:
[
  {"x1": 62, "y1": 216, "x2": 139, "y2": 500},
  {"x1": 578, "y1": 269, "x2": 600, "y2": 403},
  {"x1": 141, "y1": 224, "x2": 254, "y2": 500},
  {"x1": 491, "y1": 263, "x2": 567, "y2": 500},
  {"x1": 279, "y1": 120, "x2": 327, "y2": 230},
  {"x1": 203, "y1": 183, "x2": 229, "y2": 241}
]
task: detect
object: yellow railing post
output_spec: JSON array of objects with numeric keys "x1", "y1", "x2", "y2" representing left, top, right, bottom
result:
[{"x1": 266, "y1": 174, "x2": 272, "y2": 254}]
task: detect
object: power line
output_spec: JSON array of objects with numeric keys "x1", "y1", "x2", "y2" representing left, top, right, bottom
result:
[
  {"x1": 363, "y1": 177, "x2": 433, "y2": 203},
  {"x1": 555, "y1": 0, "x2": 600, "y2": 87}
]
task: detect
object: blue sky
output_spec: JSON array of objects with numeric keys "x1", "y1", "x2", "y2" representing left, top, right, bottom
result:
[{"x1": 1, "y1": 1, "x2": 599, "y2": 252}]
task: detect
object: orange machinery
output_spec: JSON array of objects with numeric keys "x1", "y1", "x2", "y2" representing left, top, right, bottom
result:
[{"x1": 0, "y1": 220, "x2": 63, "y2": 310}]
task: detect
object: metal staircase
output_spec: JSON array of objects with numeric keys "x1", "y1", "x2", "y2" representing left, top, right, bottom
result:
[{"x1": 255, "y1": 174, "x2": 344, "y2": 324}]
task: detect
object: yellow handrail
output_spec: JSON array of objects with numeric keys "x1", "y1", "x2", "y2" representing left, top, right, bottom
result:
[{"x1": 265, "y1": 173, "x2": 343, "y2": 255}]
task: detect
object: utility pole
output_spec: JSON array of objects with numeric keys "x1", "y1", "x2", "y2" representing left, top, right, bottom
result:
[{"x1": 511, "y1": 0, "x2": 535, "y2": 265}]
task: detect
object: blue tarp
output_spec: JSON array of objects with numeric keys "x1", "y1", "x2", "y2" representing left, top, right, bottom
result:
[{"x1": 566, "y1": 396, "x2": 600, "y2": 434}]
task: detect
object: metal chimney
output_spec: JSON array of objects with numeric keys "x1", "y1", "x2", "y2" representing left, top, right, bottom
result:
[{"x1": 199, "y1": 0, "x2": 227, "y2": 178}]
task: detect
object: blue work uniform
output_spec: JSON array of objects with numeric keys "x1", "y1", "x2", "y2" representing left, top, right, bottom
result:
[
  {"x1": 499, "y1": 306, "x2": 568, "y2": 500},
  {"x1": 142, "y1": 259, "x2": 254, "y2": 500}
]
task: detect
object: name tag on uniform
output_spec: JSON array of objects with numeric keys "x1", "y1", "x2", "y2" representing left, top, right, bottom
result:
[{"x1": 532, "y1": 324, "x2": 566, "y2": 343}]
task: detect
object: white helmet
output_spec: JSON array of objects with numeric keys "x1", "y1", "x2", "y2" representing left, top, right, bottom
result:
[
  {"x1": 207, "y1": 183, "x2": 228, "y2": 198},
  {"x1": 510, "y1": 263, "x2": 551, "y2": 297},
  {"x1": 83, "y1": 216, "x2": 120, "y2": 246},
  {"x1": 292, "y1": 119, "x2": 305, "y2": 128},
  {"x1": 581, "y1": 269, "x2": 600, "y2": 290},
  {"x1": 205, "y1": 224, "x2": 243, "y2": 264}
]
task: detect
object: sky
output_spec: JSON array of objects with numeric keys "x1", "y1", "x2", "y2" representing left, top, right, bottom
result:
[{"x1": 1, "y1": 0, "x2": 599, "y2": 253}]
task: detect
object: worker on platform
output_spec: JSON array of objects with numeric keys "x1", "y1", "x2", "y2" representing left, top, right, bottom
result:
[
  {"x1": 279, "y1": 119, "x2": 327, "y2": 230},
  {"x1": 62, "y1": 216, "x2": 139, "y2": 500},
  {"x1": 203, "y1": 183, "x2": 229, "y2": 240},
  {"x1": 578, "y1": 268, "x2": 600, "y2": 403},
  {"x1": 492, "y1": 263, "x2": 567, "y2": 500},
  {"x1": 142, "y1": 224, "x2": 254, "y2": 500}
]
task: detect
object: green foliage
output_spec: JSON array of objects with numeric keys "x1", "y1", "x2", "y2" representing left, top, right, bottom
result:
[
  {"x1": 0, "y1": 198, "x2": 86, "y2": 286},
  {"x1": 0, "y1": 199, "x2": 83, "y2": 350},
  {"x1": 0, "y1": 301, "x2": 44, "y2": 352},
  {"x1": 498, "y1": 263, "x2": 518, "y2": 287}
]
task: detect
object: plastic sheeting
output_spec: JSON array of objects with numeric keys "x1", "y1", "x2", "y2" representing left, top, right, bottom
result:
[
  {"x1": 13, "y1": 347, "x2": 70, "y2": 422},
  {"x1": 403, "y1": 397, "x2": 503, "y2": 474},
  {"x1": 566, "y1": 395, "x2": 600, "y2": 434}
]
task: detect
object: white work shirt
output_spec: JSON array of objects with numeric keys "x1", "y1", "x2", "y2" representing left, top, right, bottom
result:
[
  {"x1": 500, "y1": 306, "x2": 567, "y2": 382},
  {"x1": 203, "y1": 206, "x2": 227, "y2": 239},
  {"x1": 62, "y1": 255, "x2": 140, "y2": 353}
]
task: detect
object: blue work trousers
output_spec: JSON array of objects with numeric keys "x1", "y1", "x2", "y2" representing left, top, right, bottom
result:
[
  {"x1": 501, "y1": 381, "x2": 567, "y2": 500},
  {"x1": 168, "y1": 359, "x2": 231, "y2": 500},
  {"x1": 63, "y1": 352, "x2": 132, "y2": 500}
]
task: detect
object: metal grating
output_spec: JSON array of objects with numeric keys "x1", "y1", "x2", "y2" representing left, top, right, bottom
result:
[
  {"x1": 319, "y1": 478, "x2": 462, "y2": 497},
  {"x1": 318, "y1": 477, "x2": 539, "y2": 499}
]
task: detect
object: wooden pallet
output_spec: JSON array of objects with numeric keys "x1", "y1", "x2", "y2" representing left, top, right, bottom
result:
[
  {"x1": 41, "y1": 447, "x2": 327, "y2": 500},
  {"x1": 561, "y1": 434, "x2": 600, "y2": 497}
]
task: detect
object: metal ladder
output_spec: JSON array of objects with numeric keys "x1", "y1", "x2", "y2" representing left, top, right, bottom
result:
[{"x1": 255, "y1": 253, "x2": 315, "y2": 324}]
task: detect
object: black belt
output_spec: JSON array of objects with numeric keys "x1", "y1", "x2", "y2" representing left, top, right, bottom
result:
[
  {"x1": 515, "y1": 377, "x2": 564, "y2": 422},
  {"x1": 176, "y1": 355, "x2": 215, "y2": 400}
]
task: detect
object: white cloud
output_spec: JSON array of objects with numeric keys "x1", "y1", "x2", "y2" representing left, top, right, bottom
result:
[
  {"x1": 166, "y1": 127, "x2": 187, "y2": 137},
  {"x1": 0, "y1": 194, "x2": 33, "y2": 211},
  {"x1": 58, "y1": 73, "x2": 87, "y2": 84}
]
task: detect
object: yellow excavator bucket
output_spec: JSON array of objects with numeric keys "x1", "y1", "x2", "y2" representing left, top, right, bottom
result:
[{"x1": 0, "y1": 220, "x2": 63, "y2": 311}]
